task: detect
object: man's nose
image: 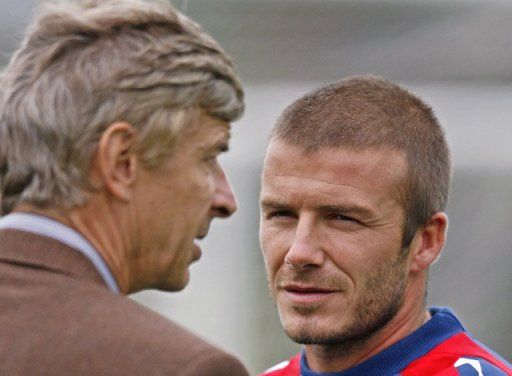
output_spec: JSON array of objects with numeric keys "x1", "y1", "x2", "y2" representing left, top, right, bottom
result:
[
  {"x1": 284, "y1": 217, "x2": 325, "y2": 269},
  {"x1": 211, "y1": 166, "x2": 237, "y2": 218}
]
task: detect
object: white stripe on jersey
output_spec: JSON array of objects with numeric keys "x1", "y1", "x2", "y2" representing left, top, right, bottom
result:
[
  {"x1": 264, "y1": 360, "x2": 290, "y2": 374},
  {"x1": 454, "y1": 358, "x2": 484, "y2": 376}
]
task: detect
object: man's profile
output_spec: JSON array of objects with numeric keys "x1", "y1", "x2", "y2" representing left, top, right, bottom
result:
[
  {"x1": 259, "y1": 76, "x2": 512, "y2": 375},
  {"x1": 0, "y1": 0, "x2": 248, "y2": 374}
]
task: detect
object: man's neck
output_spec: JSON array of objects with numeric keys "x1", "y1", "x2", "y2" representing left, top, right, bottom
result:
[
  {"x1": 305, "y1": 293, "x2": 430, "y2": 373},
  {"x1": 14, "y1": 201, "x2": 131, "y2": 294}
]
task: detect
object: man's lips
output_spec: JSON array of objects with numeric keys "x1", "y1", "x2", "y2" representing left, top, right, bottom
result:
[
  {"x1": 280, "y1": 284, "x2": 339, "y2": 304},
  {"x1": 192, "y1": 230, "x2": 208, "y2": 262},
  {"x1": 192, "y1": 241, "x2": 203, "y2": 262}
]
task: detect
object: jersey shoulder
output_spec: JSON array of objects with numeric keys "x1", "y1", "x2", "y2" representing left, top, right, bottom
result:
[
  {"x1": 260, "y1": 353, "x2": 301, "y2": 376},
  {"x1": 402, "y1": 333, "x2": 512, "y2": 376}
]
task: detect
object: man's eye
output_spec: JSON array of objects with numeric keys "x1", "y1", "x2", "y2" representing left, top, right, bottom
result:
[
  {"x1": 332, "y1": 214, "x2": 358, "y2": 223},
  {"x1": 266, "y1": 210, "x2": 293, "y2": 219}
]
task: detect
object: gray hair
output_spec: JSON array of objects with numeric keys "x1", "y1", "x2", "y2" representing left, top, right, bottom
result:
[{"x1": 0, "y1": 0, "x2": 244, "y2": 214}]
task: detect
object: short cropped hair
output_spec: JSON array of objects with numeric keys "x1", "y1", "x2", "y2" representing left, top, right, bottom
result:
[
  {"x1": 271, "y1": 75, "x2": 451, "y2": 247},
  {"x1": 0, "y1": 0, "x2": 244, "y2": 214}
]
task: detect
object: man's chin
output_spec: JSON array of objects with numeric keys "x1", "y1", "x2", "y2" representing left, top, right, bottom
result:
[
  {"x1": 283, "y1": 323, "x2": 334, "y2": 345},
  {"x1": 279, "y1": 309, "x2": 351, "y2": 346},
  {"x1": 155, "y1": 270, "x2": 191, "y2": 292},
  {"x1": 279, "y1": 310, "x2": 324, "y2": 344},
  {"x1": 173, "y1": 271, "x2": 191, "y2": 291},
  {"x1": 282, "y1": 317, "x2": 355, "y2": 346}
]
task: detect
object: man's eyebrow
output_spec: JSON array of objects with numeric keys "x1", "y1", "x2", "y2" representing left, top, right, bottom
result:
[
  {"x1": 260, "y1": 198, "x2": 290, "y2": 210},
  {"x1": 316, "y1": 204, "x2": 373, "y2": 217},
  {"x1": 260, "y1": 200, "x2": 375, "y2": 217}
]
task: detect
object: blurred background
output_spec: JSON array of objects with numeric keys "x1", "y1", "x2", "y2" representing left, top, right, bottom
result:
[{"x1": 1, "y1": 0, "x2": 511, "y2": 373}]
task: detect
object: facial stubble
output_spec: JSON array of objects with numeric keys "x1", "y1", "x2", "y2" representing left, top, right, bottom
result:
[{"x1": 276, "y1": 252, "x2": 408, "y2": 350}]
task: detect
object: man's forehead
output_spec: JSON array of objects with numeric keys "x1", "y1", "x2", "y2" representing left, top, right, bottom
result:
[
  {"x1": 265, "y1": 140, "x2": 405, "y2": 172},
  {"x1": 262, "y1": 140, "x2": 408, "y2": 198}
]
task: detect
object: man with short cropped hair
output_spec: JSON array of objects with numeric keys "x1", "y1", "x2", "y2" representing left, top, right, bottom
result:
[
  {"x1": 260, "y1": 76, "x2": 512, "y2": 375},
  {"x1": 0, "y1": 0, "x2": 248, "y2": 374}
]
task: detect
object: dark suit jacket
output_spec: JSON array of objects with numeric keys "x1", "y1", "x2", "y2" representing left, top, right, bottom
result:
[{"x1": 0, "y1": 229, "x2": 249, "y2": 375}]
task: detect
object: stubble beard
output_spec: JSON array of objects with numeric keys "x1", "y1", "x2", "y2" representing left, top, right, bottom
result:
[{"x1": 277, "y1": 253, "x2": 408, "y2": 350}]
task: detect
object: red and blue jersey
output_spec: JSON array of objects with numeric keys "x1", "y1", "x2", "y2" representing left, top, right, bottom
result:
[{"x1": 262, "y1": 307, "x2": 512, "y2": 376}]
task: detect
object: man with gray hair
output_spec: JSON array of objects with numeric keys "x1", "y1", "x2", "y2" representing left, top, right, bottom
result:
[{"x1": 0, "y1": 0, "x2": 248, "y2": 374}]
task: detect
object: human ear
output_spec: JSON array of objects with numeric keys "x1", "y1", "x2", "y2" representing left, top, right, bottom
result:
[
  {"x1": 409, "y1": 212, "x2": 448, "y2": 272},
  {"x1": 94, "y1": 122, "x2": 138, "y2": 201}
]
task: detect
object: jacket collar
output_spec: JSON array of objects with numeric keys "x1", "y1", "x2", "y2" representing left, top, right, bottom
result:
[{"x1": 0, "y1": 229, "x2": 108, "y2": 289}]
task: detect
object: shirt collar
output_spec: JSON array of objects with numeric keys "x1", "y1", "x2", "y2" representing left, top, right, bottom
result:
[
  {"x1": 300, "y1": 307, "x2": 465, "y2": 376},
  {"x1": 0, "y1": 212, "x2": 120, "y2": 294}
]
